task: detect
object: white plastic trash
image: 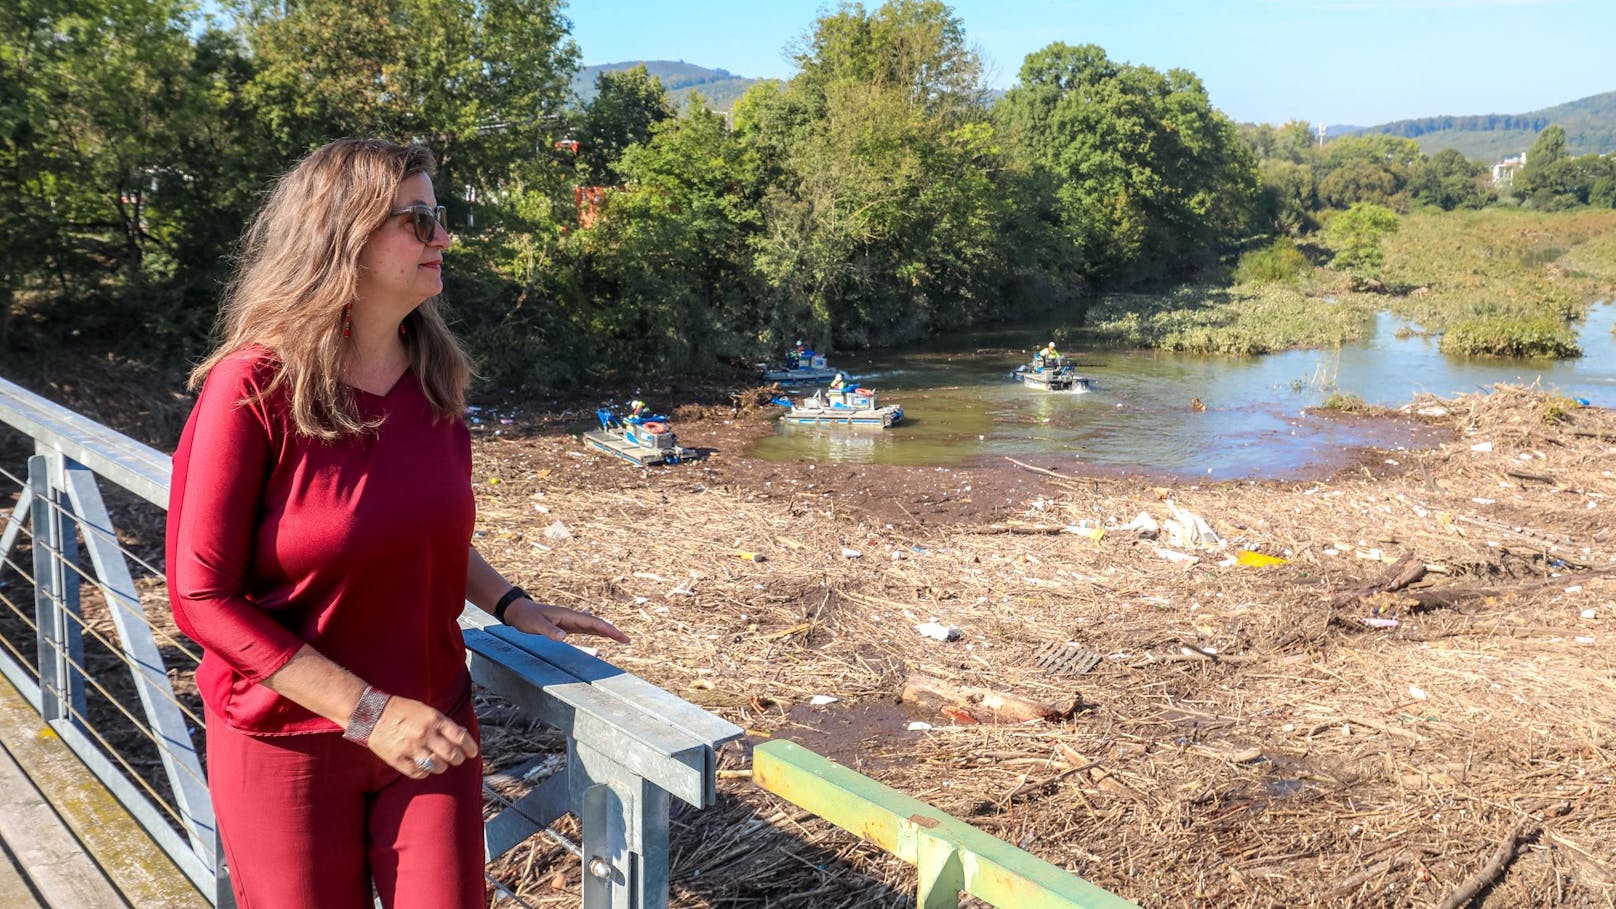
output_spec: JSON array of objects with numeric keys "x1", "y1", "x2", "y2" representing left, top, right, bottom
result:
[
  {"x1": 915, "y1": 621, "x2": 963, "y2": 642},
  {"x1": 1122, "y1": 512, "x2": 1160, "y2": 538}
]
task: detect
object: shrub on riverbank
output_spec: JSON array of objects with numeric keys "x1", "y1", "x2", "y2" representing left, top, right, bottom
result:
[
  {"x1": 1439, "y1": 314, "x2": 1582, "y2": 357},
  {"x1": 1380, "y1": 208, "x2": 1616, "y2": 338},
  {"x1": 1320, "y1": 391, "x2": 1371, "y2": 412},
  {"x1": 1234, "y1": 238, "x2": 1310, "y2": 284},
  {"x1": 1081, "y1": 284, "x2": 1373, "y2": 354}
]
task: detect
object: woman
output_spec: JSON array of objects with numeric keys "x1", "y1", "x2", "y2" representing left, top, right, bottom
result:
[{"x1": 165, "y1": 138, "x2": 628, "y2": 909}]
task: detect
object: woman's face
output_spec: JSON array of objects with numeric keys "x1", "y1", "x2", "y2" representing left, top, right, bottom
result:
[{"x1": 355, "y1": 172, "x2": 450, "y2": 312}]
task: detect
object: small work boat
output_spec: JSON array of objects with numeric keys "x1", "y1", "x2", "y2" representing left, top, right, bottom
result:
[
  {"x1": 582, "y1": 407, "x2": 696, "y2": 466},
  {"x1": 1011, "y1": 356, "x2": 1090, "y2": 392},
  {"x1": 783, "y1": 387, "x2": 903, "y2": 428},
  {"x1": 759, "y1": 350, "x2": 845, "y2": 386}
]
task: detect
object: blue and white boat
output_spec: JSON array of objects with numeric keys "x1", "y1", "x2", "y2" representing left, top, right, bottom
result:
[
  {"x1": 1012, "y1": 355, "x2": 1090, "y2": 392},
  {"x1": 783, "y1": 387, "x2": 903, "y2": 428},
  {"x1": 582, "y1": 407, "x2": 696, "y2": 466},
  {"x1": 760, "y1": 350, "x2": 845, "y2": 386}
]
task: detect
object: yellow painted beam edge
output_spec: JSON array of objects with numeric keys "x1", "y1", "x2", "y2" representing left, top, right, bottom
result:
[
  {"x1": 0, "y1": 672, "x2": 210, "y2": 908},
  {"x1": 754, "y1": 739, "x2": 1139, "y2": 909}
]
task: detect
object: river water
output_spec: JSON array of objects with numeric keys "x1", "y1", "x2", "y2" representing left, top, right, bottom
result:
[{"x1": 749, "y1": 303, "x2": 1616, "y2": 479}]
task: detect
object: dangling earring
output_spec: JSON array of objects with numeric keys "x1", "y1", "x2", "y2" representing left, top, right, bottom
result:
[
  {"x1": 342, "y1": 302, "x2": 353, "y2": 338},
  {"x1": 398, "y1": 321, "x2": 407, "y2": 336}
]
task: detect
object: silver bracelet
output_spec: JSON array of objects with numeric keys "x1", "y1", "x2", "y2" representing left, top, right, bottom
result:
[{"x1": 341, "y1": 685, "x2": 392, "y2": 745}]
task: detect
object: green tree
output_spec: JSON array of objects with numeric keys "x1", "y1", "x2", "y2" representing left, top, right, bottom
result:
[
  {"x1": 1514, "y1": 124, "x2": 1567, "y2": 203},
  {"x1": 1311, "y1": 135, "x2": 1422, "y2": 209},
  {"x1": 1591, "y1": 173, "x2": 1616, "y2": 209},
  {"x1": 1526, "y1": 124, "x2": 1568, "y2": 167},
  {"x1": 1240, "y1": 120, "x2": 1317, "y2": 164},
  {"x1": 1318, "y1": 159, "x2": 1400, "y2": 208},
  {"x1": 241, "y1": 0, "x2": 578, "y2": 229},
  {"x1": 745, "y1": 0, "x2": 1028, "y2": 348},
  {"x1": 1408, "y1": 148, "x2": 1488, "y2": 210},
  {"x1": 572, "y1": 65, "x2": 676, "y2": 185},
  {"x1": 997, "y1": 42, "x2": 1259, "y2": 283},
  {"x1": 1257, "y1": 159, "x2": 1317, "y2": 235},
  {"x1": 1325, "y1": 202, "x2": 1399, "y2": 274},
  {"x1": 1, "y1": 0, "x2": 245, "y2": 351},
  {"x1": 572, "y1": 104, "x2": 764, "y2": 372}
]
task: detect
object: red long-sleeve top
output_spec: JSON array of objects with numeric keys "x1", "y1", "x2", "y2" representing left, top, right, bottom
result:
[{"x1": 165, "y1": 349, "x2": 475, "y2": 734}]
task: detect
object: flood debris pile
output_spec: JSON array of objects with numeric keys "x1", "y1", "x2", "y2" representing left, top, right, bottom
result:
[{"x1": 470, "y1": 384, "x2": 1616, "y2": 907}]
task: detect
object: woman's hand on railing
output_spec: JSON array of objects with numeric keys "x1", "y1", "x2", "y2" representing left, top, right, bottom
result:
[
  {"x1": 369, "y1": 697, "x2": 479, "y2": 778},
  {"x1": 506, "y1": 598, "x2": 630, "y2": 644}
]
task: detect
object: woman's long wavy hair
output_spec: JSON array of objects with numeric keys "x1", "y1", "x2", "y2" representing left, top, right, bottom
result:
[{"x1": 190, "y1": 138, "x2": 471, "y2": 438}]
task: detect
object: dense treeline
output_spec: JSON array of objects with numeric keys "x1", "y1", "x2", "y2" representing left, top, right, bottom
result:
[
  {"x1": 1240, "y1": 120, "x2": 1616, "y2": 237},
  {"x1": 1367, "y1": 114, "x2": 1554, "y2": 138},
  {"x1": 3, "y1": 0, "x2": 1610, "y2": 388},
  {"x1": 0, "y1": 0, "x2": 1260, "y2": 384}
]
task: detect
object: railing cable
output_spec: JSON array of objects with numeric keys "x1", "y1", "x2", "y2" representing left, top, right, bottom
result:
[
  {"x1": 29, "y1": 582, "x2": 206, "y2": 729},
  {"x1": 32, "y1": 618, "x2": 211, "y2": 796},
  {"x1": 0, "y1": 583, "x2": 42, "y2": 634},
  {"x1": 1, "y1": 483, "x2": 206, "y2": 665}
]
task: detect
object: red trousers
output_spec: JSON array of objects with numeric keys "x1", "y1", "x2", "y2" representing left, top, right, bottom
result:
[{"x1": 206, "y1": 693, "x2": 486, "y2": 909}]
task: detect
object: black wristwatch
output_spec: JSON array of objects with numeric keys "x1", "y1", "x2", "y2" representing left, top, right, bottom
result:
[{"x1": 493, "y1": 586, "x2": 530, "y2": 625}]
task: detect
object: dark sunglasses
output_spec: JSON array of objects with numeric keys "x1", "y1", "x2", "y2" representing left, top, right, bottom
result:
[{"x1": 389, "y1": 204, "x2": 447, "y2": 243}]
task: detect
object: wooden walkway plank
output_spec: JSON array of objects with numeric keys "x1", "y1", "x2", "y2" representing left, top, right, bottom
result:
[
  {"x1": 0, "y1": 840, "x2": 46, "y2": 909},
  {"x1": 0, "y1": 673, "x2": 207, "y2": 908},
  {"x1": 0, "y1": 740, "x2": 125, "y2": 908}
]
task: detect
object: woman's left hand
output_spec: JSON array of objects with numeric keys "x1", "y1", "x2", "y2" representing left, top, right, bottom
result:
[{"x1": 506, "y1": 598, "x2": 630, "y2": 644}]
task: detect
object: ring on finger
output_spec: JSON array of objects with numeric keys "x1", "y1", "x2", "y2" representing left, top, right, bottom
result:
[{"x1": 415, "y1": 756, "x2": 437, "y2": 773}]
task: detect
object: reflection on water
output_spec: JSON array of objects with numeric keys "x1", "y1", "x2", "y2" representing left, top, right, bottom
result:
[{"x1": 749, "y1": 302, "x2": 1616, "y2": 479}]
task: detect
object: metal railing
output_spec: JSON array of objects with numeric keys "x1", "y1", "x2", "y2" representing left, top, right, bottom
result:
[{"x1": 0, "y1": 375, "x2": 742, "y2": 908}]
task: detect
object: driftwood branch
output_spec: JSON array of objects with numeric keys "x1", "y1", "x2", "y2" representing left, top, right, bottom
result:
[
  {"x1": 1504, "y1": 469, "x2": 1556, "y2": 485},
  {"x1": 1404, "y1": 567, "x2": 1616, "y2": 611},
  {"x1": 1433, "y1": 818, "x2": 1538, "y2": 909},
  {"x1": 1334, "y1": 850, "x2": 1415, "y2": 895},
  {"x1": 1329, "y1": 553, "x2": 1426, "y2": 607},
  {"x1": 1000, "y1": 761, "x2": 1099, "y2": 805},
  {"x1": 974, "y1": 523, "x2": 1066, "y2": 535},
  {"x1": 1003, "y1": 456, "x2": 1086, "y2": 487}
]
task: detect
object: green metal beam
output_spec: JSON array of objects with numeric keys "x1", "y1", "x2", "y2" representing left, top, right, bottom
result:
[{"x1": 753, "y1": 739, "x2": 1138, "y2": 909}]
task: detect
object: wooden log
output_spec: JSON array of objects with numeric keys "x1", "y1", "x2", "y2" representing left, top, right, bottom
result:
[
  {"x1": 899, "y1": 672, "x2": 1073, "y2": 723},
  {"x1": 1329, "y1": 553, "x2": 1426, "y2": 607}
]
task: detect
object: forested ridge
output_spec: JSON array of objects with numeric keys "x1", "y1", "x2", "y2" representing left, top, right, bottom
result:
[
  {"x1": 571, "y1": 61, "x2": 757, "y2": 112},
  {"x1": 1335, "y1": 90, "x2": 1616, "y2": 161},
  {"x1": 4, "y1": 0, "x2": 1612, "y2": 392}
]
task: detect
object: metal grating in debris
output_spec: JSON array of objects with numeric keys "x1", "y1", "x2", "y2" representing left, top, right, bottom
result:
[{"x1": 1033, "y1": 641, "x2": 1103, "y2": 677}]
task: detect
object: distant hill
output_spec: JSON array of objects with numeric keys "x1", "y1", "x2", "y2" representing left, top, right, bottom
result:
[
  {"x1": 1333, "y1": 91, "x2": 1616, "y2": 162},
  {"x1": 570, "y1": 61, "x2": 760, "y2": 113}
]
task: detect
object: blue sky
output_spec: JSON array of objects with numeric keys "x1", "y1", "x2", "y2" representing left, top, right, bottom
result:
[{"x1": 565, "y1": 0, "x2": 1613, "y2": 126}]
